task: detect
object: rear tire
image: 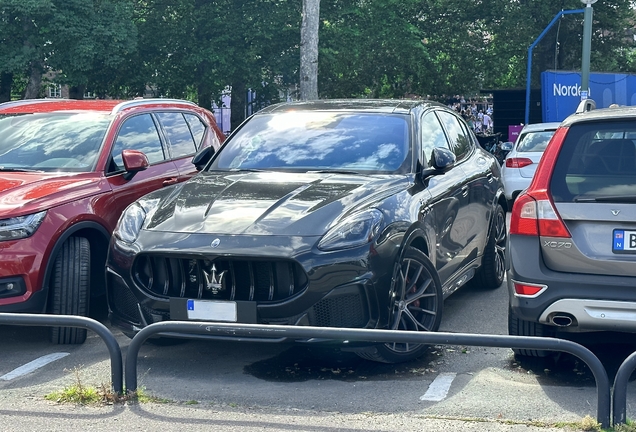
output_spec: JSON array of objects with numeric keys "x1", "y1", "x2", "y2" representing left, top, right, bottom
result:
[
  {"x1": 508, "y1": 306, "x2": 554, "y2": 358},
  {"x1": 48, "y1": 237, "x2": 90, "y2": 345},
  {"x1": 357, "y1": 247, "x2": 443, "y2": 363},
  {"x1": 474, "y1": 204, "x2": 506, "y2": 289}
]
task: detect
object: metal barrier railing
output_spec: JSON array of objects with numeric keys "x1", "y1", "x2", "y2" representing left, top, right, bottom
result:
[
  {"x1": 0, "y1": 313, "x2": 123, "y2": 394},
  {"x1": 125, "y1": 322, "x2": 611, "y2": 428},
  {"x1": 613, "y1": 351, "x2": 636, "y2": 425}
]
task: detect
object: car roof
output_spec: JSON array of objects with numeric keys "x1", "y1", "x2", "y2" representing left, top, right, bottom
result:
[
  {"x1": 256, "y1": 99, "x2": 447, "y2": 115},
  {"x1": 520, "y1": 122, "x2": 561, "y2": 133},
  {"x1": 0, "y1": 98, "x2": 198, "y2": 114},
  {"x1": 561, "y1": 104, "x2": 636, "y2": 127}
]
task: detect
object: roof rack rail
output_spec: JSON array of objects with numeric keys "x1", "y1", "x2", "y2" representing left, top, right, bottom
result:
[
  {"x1": 111, "y1": 98, "x2": 197, "y2": 114},
  {"x1": 575, "y1": 98, "x2": 596, "y2": 114},
  {"x1": 0, "y1": 98, "x2": 72, "y2": 109}
]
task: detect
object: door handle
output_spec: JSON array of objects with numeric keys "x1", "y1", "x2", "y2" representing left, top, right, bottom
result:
[{"x1": 162, "y1": 177, "x2": 179, "y2": 186}]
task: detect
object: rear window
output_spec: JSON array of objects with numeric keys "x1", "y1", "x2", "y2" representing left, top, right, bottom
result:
[
  {"x1": 550, "y1": 121, "x2": 636, "y2": 202},
  {"x1": 516, "y1": 130, "x2": 555, "y2": 152}
]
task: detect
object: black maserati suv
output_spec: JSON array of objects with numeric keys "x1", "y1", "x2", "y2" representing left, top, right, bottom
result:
[{"x1": 106, "y1": 99, "x2": 507, "y2": 363}]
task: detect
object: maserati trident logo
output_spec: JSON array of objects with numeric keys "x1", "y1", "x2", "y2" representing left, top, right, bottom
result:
[
  {"x1": 611, "y1": 210, "x2": 621, "y2": 216},
  {"x1": 202, "y1": 264, "x2": 226, "y2": 294}
]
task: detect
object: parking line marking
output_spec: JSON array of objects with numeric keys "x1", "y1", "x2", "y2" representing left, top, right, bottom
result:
[
  {"x1": 0, "y1": 353, "x2": 70, "y2": 381},
  {"x1": 420, "y1": 372, "x2": 456, "y2": 401}
]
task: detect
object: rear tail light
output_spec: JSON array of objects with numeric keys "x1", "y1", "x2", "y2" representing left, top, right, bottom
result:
[
  {"x1": 512, "y1": 280, "x2": 547, "y2": 298},
  {"x1": 509, "y1": 126, "x2": 571, "y2": 238},
  {"x1": 505, "y1": 157, "x2": 533, "y2": 168}
]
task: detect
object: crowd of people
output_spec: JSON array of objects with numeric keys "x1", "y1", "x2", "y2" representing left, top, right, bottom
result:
[{"x1": 438, "y1": 95, "x2": 494, "y2": 135}]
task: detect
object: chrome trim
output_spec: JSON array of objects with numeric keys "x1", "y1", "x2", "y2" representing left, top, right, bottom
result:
[
  {"x1": 110, "y1": 98, "x2": 197, "y2": 114},
  {"x1": 539, "y1": 299, "x2": 636, "y2": 331}
]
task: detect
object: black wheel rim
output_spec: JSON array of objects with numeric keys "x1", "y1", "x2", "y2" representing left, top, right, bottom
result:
[
  {"x1": 385, "y1": 257, "x2": 439, "y2": 354},
  {"x1": 494, "y1": 211, "x2": 507, "y2": 282}
]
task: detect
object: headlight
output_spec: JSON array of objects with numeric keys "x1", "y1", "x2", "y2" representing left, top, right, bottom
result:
[
  {"x1": 318, "y1": 209, "x2": 383, "y2": 251},
  {"x1": 114, "y1": 199, "x2": 159, "y2": 244},
  {"x1": 0, "y1": 211, "x2": 47, "y2": 241}
]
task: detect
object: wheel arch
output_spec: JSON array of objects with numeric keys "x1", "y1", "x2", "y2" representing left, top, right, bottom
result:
[
  {"x1": 42, "y1": 221, "x2": 111, "y2": 310},
  {"x1": 400, "y1": 227, "x2": 431, "y2": 262}
]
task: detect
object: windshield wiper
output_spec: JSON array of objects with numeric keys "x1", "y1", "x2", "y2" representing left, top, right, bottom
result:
[
  {"x1": 228, "y1": 168, "x2": 268, "y2": 172},
  {"x1": 307, "y1": 169, "x2": 362, "y2": 175},
  {"x1": 575, "y1": 195, "x2": 636, "y2": 203},
  {"x1": 0, "y1": 167, "x2": 44, "y2": 173}
]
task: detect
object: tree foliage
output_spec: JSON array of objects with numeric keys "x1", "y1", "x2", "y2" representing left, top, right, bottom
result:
[{"x1": 1, "y1": 0, "x2": 635, "y2": 114}]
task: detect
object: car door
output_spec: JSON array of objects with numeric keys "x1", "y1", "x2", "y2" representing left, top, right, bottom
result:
[
  {"x1": 154, "y1": 111, "x2": 203, "y2": 181},
  {"x1": 99, "y1": 113, "x2": 180, "y2": 230},
  {"x1": 420, "y1": 110, "x2": 472, "y2": 287},
  {"x1": 454, "y1": 116, "x2": 496, "y2": 259}
]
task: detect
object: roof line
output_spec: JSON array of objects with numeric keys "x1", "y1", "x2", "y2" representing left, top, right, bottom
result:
[
  {"x1": 0, "y1": 98, "x2": 73, "y2": 109},
  {"x1": 110, "y1": 98, "x2": 197, "y2": 114}
]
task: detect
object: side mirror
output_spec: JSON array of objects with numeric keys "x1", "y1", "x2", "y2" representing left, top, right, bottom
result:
[
  {"x1": 121, "y1": 149, "x2": 149, "y2": 180},
  {"x1": 192, "y1": 146, "x2": 215, "y2": 171},
  {"x1": 500, "y1": 142, "x2": 513, "y2": 151},
  {"x1": 421, "y1": 147, "x2": 456, "y2": 179}
]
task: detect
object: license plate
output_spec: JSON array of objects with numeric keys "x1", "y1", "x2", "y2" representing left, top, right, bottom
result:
[
  {"x1": 613, "y1": 230, "x2": 636, "y2": 253},
  {"x1": 186, "y1": 299, "x2": 237, "y2": 322}
]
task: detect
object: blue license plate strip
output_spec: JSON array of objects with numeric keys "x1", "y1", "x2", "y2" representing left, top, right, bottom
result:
[{"x1": 613, "y1": 229, "x2": 636, "y2": 253}]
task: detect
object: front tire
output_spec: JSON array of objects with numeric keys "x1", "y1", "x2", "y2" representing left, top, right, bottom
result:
[
  {"x1": 357, "y1": 247, "x2": 443, "y2": 363},
  {"x1": 48, "y1": 237, "x2": 90, "y2": 345},
  {"x1": 474, "y1": 204, "x2": 506, "y2": 289}
]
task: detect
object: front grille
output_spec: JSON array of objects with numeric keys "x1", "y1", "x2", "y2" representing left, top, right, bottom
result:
[{"x1": 133, "y1": 255, "x2": 308, "y2": 302}]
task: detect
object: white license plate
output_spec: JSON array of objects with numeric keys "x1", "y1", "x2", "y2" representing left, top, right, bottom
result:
[
  {"x1": 613, "y1": 230, "x2": 636, "y2": 253},
  {"x1": 186, "y1": 299, "x2": 237, "y2": 322}
]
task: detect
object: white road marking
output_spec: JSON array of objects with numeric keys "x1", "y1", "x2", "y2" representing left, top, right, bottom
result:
[
  {"x1": 0, "y1": 353, "x2": 70, "y2": 381},
  {"x1": 420, "y1": 372, "x2": 457, "y2": 401}
]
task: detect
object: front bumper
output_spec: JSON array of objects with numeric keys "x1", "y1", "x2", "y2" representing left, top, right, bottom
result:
[
  {"x1": 106, "y1": 231, "x2": 400, "y2": 337},
  {"x1": 508, "y1": 234, "x2": 636, "y2": 333}
]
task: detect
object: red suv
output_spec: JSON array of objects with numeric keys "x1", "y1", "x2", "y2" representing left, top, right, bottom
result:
[{"x1": 0, "y1": 98, "x2": 224, "y2": 344}]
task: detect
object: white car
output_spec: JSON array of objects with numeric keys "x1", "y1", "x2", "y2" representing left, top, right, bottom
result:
[{"x1": 501, "y1": 122, "x2": 560, "y2": 205}]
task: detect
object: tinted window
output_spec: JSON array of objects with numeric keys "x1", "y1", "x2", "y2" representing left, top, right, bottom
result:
[
  {"x1": 111, "y1": 114, "x2": 165, "y2": 171},
  {"x1": 0, "y1": 113, "x2": 109, "y2": 172},
  {"x1": 155, "y1": 112, "x2": 197, "y2": 158},
  {"x1": 184, "y1": 113, "x2": 206, "y2": 148},
  {"x1": 437, "y1": 111, "x2": 470, "y2": 161},
  {"x1": 516, "y1": 130, "x2": 556, "y2": 152},
  {"x1": 550, "y1": 121, "x2": 636, "y2": 202},
  {"x1": 211, "y1": 112, "x2": 411, "y2": 174},
  {"x1": 421, "y1": 112, "x2": 449, "y2": 166}
]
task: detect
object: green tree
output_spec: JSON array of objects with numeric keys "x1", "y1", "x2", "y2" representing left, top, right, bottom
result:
[{"x1": 0, "y1": 0, "x2": 137, "y2": 100}]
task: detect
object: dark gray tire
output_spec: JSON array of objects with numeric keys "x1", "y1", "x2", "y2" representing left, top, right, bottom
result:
[
  {"x1": 48, "y1": 237, "x2": 90, "y2": 344},
  {"x1": 508, "y1": 306, "x2": 554, "y2": 358},
  {"x1": 474, "y1": 204, "x2": 506, "y2": 289},
  {"x1": 357, "y1": 247, "x2": 443, "y2": 363}
]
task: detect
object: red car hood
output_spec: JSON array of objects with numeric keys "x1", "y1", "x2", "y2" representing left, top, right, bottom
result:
[{"x1": 0, "y1": 172, "x2": 108, "y2": 217}]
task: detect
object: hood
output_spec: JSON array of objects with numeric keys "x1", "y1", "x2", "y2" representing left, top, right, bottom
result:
[
  {"x1": 145, "y1": 171, "x2": 409, "y2": 236},
  {"x1": 0, "y1": 172, "x2": 106, "y2": 216}
]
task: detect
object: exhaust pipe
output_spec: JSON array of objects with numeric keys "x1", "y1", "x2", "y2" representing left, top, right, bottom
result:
[{"x1": 551, "y1": 314, "x2": 574, "y2": 327}]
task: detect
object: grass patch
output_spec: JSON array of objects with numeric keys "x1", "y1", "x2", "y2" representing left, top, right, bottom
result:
[{"x1": 44, "y1": 366, "x2": 172, "y2": 405}]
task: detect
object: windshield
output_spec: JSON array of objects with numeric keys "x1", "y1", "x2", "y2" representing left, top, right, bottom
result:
[
  {"x1": 0, "y1": 112, "x2": 111, "y2": 172},
  {"x1": 210, "y1": 112, "x2": 411, "y2": 174},
  {"x1": 516, "y1": 130, "x2": 556, "y2": 153}
]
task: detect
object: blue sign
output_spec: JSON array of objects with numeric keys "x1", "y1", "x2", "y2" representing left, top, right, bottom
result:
[{"x1": 541, "y1": 71, "x2": 636, "y2": 122}]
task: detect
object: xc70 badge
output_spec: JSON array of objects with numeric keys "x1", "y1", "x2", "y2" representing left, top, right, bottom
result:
[{"x1": 543, "y1": 240, "x2": 572, "y2": 249}]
